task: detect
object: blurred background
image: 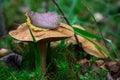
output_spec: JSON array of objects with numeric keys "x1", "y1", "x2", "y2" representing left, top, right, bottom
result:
[{"x1": 0, "y1": 0, "x2": 120, "y2": 52}]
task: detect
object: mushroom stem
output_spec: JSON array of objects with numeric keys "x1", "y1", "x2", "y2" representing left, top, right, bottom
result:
[{"x1": 39, "y1": 43, "x2": 47, "y2": 72}]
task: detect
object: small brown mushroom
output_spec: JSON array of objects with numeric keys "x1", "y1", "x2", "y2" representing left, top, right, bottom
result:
[
  {"x1": 66, "y1": 25, "x2": 108, "y2": 58},
  {"x1": 9, "y1": 23, "x2": 74, "y2": 72}
]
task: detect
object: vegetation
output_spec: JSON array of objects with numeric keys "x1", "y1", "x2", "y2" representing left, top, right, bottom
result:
[{"x1": 0, "y1": 0, "x2": 120, "y2": 80}]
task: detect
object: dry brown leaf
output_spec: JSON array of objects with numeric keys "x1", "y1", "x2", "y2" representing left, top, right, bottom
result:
[
  {"x1": 77, "y1": 58, "x2": 89, "y2": 65},
  {"x1": 105, "y1": 60, "x2": 120, "y2": 80},
  {"x1": 95, "y1": 60, "x2": 105, "y2": 69},
  {"x1": 105, "y1": 61, "x2": 119, "y2": 73}
]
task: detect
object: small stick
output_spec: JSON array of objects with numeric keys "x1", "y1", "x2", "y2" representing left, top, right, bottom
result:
[{"x1": 52, "y1": 0, "x2": 81, "y2": 49}]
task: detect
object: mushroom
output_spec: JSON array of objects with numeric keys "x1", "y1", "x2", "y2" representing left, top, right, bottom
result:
[
  {"x1": 9, "y1": 22, "x2": 74, "y2": 72},
  {"x1": 66, "y1": 25, "x2": 108, "y2": 58}
]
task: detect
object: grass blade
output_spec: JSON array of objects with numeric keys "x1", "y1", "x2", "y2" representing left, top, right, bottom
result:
[
  {"x1": 73, "y1": 27, "x2": 102, "y2": 39},
  {"x1": 27, "y1": 24, "x2": 42, "y2": 74}
]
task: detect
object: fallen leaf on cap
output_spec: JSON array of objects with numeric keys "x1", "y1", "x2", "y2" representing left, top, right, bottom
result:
[{"x1": 26, "y1": 11, "x2": 61, "y2": 31}]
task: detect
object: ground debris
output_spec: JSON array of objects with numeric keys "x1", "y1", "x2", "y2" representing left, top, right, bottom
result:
[{"x1": 105, "y1": 60, "x2": 120, "y2": 80}]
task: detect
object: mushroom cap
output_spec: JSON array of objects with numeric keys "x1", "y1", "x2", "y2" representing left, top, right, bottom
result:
[
  {"x1": 9, "y1": 23, "x2": 74, "y2": 42},
  {"x1": 66, "y1": 25, "x2": 108, "y2": 58}
]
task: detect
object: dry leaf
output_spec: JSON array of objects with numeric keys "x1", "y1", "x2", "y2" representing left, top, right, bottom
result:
[
  {"x1": 105, "y1": 60, "x2": 120, "y2": 80},
  {"x1": 79, "y1": 59, "x2": 90, "y2": 70},
  {"x1": 95, "y1": 60, "x2": 105, "y2": 69},
  {"x1": 105, "y1": 61, "x2": 119, "y2": 73},
  {"x1": 77, "y1": 58, "x2": 89, "y2": 65}
]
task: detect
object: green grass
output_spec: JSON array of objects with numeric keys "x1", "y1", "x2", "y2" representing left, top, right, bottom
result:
[{"x1": 0, "y1": 36, "x2": 108, "y2": 80}]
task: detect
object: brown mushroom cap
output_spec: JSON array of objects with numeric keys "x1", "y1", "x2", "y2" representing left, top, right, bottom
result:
[
  {"x1": 66, "y1": 25, "x2": 108, "y2": 58},
  {"x1": 9, "y1": 23, "x2": 74, "y2": 42}
]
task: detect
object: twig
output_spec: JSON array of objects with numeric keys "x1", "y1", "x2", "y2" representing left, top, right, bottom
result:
[
  {"x1": 52, "y1": 0, "x2": 70, "y2": 25},
  {"x1": 52, "y1": 0, "x2": 81, "y2": 49}
]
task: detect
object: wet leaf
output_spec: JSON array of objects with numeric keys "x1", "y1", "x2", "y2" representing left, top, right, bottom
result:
[{"x1": 26, "y1": 11, "x2": 61, "y2": 31}]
